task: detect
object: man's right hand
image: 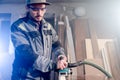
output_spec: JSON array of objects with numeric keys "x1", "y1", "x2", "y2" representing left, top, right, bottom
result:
[{"x1": 57, "y1": 55, "x2": 68, "y2": 70}]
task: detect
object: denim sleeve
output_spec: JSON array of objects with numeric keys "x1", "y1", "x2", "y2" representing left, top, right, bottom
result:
[
  {"x1": 11, "y1": 23, "x2": 38, "y2": 67},
  {"x1": 33, "y1": 55, "x2": 57, "y2": 72}
]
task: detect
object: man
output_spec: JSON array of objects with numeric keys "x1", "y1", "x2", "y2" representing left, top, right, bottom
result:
[{"x1": 11, "y1": 0, "x2": 67, "y2": 80}]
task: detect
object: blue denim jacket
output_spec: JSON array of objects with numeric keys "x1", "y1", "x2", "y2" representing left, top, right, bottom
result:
[{"x1": 11, "y1": 16, "x2": 65, "y2": 80}]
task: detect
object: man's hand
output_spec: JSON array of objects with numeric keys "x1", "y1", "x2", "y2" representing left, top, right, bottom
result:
[{"x1": 57, "y1": 55, "x2": 68, "y2": 70}]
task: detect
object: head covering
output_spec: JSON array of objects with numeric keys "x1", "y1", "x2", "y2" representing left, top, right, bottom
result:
[{"x1": 26, "y1": 0, "x2": 51, "y2": 5}]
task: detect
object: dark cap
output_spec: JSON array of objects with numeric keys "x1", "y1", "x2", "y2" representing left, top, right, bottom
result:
[{"x1": 26, "y1": 0, "x2": 51, "y2": 5}]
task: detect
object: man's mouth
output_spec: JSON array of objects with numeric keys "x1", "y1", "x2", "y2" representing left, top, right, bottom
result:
[{"x1": 36, "y1": 15, "x2": 42, "y2": 17}]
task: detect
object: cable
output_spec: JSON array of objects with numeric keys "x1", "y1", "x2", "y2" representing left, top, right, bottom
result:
[{"x1": 68, "y1": 60, "x2": 112, "y2": 78}]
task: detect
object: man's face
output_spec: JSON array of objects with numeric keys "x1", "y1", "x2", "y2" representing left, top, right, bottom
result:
[{"x1": 28, "y1": 4, "x2": 46, "y2": 22}]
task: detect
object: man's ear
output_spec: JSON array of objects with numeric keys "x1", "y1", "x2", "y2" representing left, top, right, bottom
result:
[{"x1": 44, "y1": 9, "x2": 47, "y2": 13}]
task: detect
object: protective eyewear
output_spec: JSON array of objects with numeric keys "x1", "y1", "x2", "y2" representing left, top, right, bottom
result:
[{"x1": 29, "y1": 6, "x2": 46, "y2": 11}]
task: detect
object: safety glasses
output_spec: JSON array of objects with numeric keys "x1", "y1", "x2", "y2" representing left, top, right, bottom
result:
[{"x1": 29, "y1": 6, "x2": 46, "y2": 11}]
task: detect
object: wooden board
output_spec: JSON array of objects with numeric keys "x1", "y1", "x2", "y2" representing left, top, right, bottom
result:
[
  {"x1": 105, "y1": 41, "x2": 120, "y2": 80},
  {"x1": 71, "y1": 18, "x2": 89, "y2": 80},
  {"x1": 88, "y1": 20, "x2": 100, "y2": 58},
  {"x1": 64, "y1": 16, "x2": 77, "y2": 80}
]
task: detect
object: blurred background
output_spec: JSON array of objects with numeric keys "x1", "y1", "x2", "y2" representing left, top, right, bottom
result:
[{"x1": 0, "y1": 0, "x2": 120, "y2": 80}]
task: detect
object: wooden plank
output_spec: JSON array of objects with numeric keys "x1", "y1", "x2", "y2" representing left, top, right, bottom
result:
[
  {"x1": 88, "y1": 20, "x2": 100, "y2": 58},
  {"x1": 71, "y1": 18, "x2": 89, "y2": 80},
  {"x1": 105, "y1": 41, "x2": 120, "y2": 80},
  {"x1": 57, "y1": 21, "x2": 66, "y2": 48},
  {"x1": 63, "y1": 16, "x2": 77, "y2": 80},
  {"x1": 85, "y1": 39, "x2": 94, "y2": 59}
]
